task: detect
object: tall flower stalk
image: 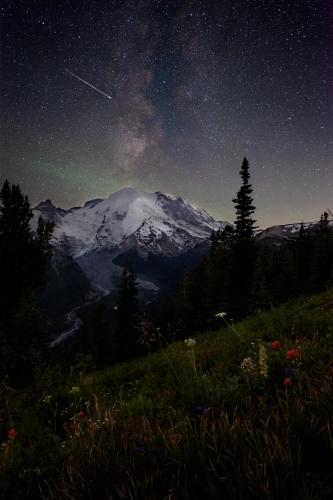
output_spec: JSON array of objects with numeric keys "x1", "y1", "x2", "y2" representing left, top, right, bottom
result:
[
  {"x1": 42, "y1": 395, "x2": 58, "y2": 434},
  {"x1": 184, "y1": 338, "x2": 197, "y2": 377},
  {"x1": 215, "y1": 312, "x2": 240, "y2": 337},
  {"x1": 259, "y1": 345, "x2": 269, "y2": 378}
]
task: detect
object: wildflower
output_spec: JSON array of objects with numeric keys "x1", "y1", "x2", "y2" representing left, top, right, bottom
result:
[
  {"x1": 287, "y1": 348, "x2": 299, "y2": 361},
  {"x1": 78, "y1": 411, "x2": 86, "y2": 419},
  {"x1": 283, "y1": 377, "x2": 292, "y2": 387},
  {"x1": 240, "y1": 357, "x2": 256, "y2": 373},
  {"x1": 259, "y1": 345, "x2": 269, "y2": 378},
  {"x1": 184, "y1": 338, "x2": 196, "y2": 348},
  {"x1": 284, "y1": 367, "x2": 296, "y2": 378},
  {"x1": 8, "y1": 428, "x2": 17, "y2": 440},
  {"x1": 70, "y1": 386, "x2": 80, "y2": 394},
  {"x1": 197, "y1": 405, "x2": 209, "y2": 417},
  {"x1": 271, "y1": 340, "x2": 281, "y2": 350},
  {"x1": 134, "y1": 440, "x2": 146, "y2": 454},
  {"x1": 42, "y1": 395, "x2": 53, "y2": 404},
  {"x1": 215, "y1": 312, "x2": 227, "y2": 318}
]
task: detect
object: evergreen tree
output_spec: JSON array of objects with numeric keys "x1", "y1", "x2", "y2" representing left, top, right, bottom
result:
[
  {"x1": 75, "y1": 303, "x2": 112, "y2": 367},
  {"x1": 59, "y1": 232, "x2": 72, "y2": 255},
  {"x1": 0, "y1": 180, "x2": 33, "y2": 314},
  {"x1": 0, "y1": 180, "x2": 54, "y2": 382},
  {"x1": 309, "y1": 212, "x2": 333, "y2": 292},
  {"x1": 231, "y1": 158, "x2": 257, "y2": 317},
  {"x1": 276, "y1": 243, "x2": 298, "y2": 302},
  {"x1": 0, "y1": 180, "x2": 54, "y2": 314},
  {"x1": 183, "y1": 262, "x2": 207, "y2": 333},
  {"x1": 205, "y1": 225, "x2": 235, "y2": 319},
  {"x1": 250, "y1": 249, "x2": 273, "y2": 312},
  {"x1": 293, "y1": 222, "x2": 310, "y2": 295},
  {"x1": 114, "y1": 265, "x2": 139, "y2": 359},
  {"x1": 232, "y1": 158, "x2": 257, "y2": 241}
]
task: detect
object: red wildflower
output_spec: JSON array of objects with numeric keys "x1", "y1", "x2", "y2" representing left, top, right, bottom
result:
[
  {"x1": 284, "y1": 377, "x2": 292, "y2": 387},
  {"x1": 287, "y1": 348, "x2": 299, "y2": 361},
  {"x1": 271, "y1": 340, "x2": 281, "y2": 350},
  {"x1": 8, "y1": 428, "x2": 17, "y2": 440},
  {"x1": 78, "y1": 411, "x2": 86, "y2": 419}
]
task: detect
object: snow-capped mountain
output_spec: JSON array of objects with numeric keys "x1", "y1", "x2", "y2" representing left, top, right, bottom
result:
[
  {"x1": 34, "y1": 188, "x2": 225, "y2": 257},
  {"x1": 33, "y1": 188, "x2": 228, "y2": 292},
  {"x1": 256, "y1": 220, "x2": 333, "y2": 246}
]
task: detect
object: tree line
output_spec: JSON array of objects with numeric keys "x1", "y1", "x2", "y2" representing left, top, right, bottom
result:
[
  {"x1": 0, "y1": 180, "x2": 54, "y2": 384},
  {"x1": 1, "y1": 161, "x2": 333, "y2": 379},
  {"x1": 153, "y1": 159, "x2": 333, "y2": 337}
]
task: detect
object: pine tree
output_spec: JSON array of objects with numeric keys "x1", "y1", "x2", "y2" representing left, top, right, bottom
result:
[
  {"x1": 293, "y1": 222, "x2": 310, "y2": 295},
  {"x1": 0, "y1": 180, "x2": 54, "y2": 382},
  {"x1": 205, "y1": 225, "x2": 235, "y2": 319},
  {"x1": 0, "y1": 180, "x2": 54, "y2": 313},
  {"x1": 309, "y1": 212, "x2": 333, "y2": 292},
  {"x1": 169, "y1": 266, "x2": 195, "y2": 337},
  {"x1": 0, "y1": 180, "x2": 33, "y2": 313},
  {"x1": 250, "y1": 249, "x2": 273, "y2": 312},
  {"x1": 75, "y1": 303, "x2": 112, "y2": 366},
  {"x1": 232, "y1": 158, "x2": 256, "y2": 241},
  {"x1": 231, "y1": 158, "x2": 257, "y2": 317},
  {"x1": 114, "y1": 265, "x2": 139, "y2": 359}
]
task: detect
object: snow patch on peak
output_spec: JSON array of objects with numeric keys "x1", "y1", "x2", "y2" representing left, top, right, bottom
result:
[{"x1": 33, "y1": 188, "x2": 228, "y2": 258}]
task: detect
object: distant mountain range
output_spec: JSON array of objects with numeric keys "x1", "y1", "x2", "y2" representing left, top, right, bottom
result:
[
  {"x1": 256, "y1": 220, "x2": 333, "y2": 246},
  {"x1": 33, "y1": 188, "x2": 331, "y2": 331}
]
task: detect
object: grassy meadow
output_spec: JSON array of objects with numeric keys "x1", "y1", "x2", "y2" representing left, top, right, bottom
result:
[{"x1": 1, "y1": 290, "x2": 333, "y2": 499}]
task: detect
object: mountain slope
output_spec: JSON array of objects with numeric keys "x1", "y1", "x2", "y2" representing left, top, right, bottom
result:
[
  {"x1": 256, "y1": 220, "x2": 333, "y2": 247},
  {"x1": 4, "y1": 290, "x2": 332, "y2": 498},
  {"x1": 34, "y1": 188, "x2": 225, "y2": 257},
  {"x1": 33, "y1": 188, "x2": 228, "y2": 293}
]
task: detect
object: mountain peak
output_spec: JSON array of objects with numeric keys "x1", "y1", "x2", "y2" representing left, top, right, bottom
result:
[
  {"x1": 83, "y1": 198, "x2": 104, "y2": 209},
  {"x1": 35, "y1": 199, "x2": 56, "y2": 210},
  {"x1": 33, "y1": 188, "x2": 227, "y2": 260},
  {"x1": 32, "y1": 189, "x2": 229, "y2": 293},
  {"x1": 101, "y1": 187, "x2": 144, "y2": 206}
]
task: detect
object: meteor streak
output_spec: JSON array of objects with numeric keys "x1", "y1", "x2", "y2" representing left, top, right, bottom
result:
[{"x1": 65, "y1": 69, "x2": 112, "y2": 100}]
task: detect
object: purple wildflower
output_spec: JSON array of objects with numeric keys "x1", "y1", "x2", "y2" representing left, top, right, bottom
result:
[
  {"x1": 197, "y1": 405, "x2": 209, "y2": 417},
  {"x1": 284, "y1": 367, "x2": 296, "y2": 378},
  {"x1": 134, "y1": 440, "x2": 146, "y2": 454}
]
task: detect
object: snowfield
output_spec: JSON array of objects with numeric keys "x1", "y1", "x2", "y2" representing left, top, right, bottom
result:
[
  {"x1": 33, "y1": 188, "x2": 227, "y2": 258},
  {"x1": 33, "y1": 188, "x2": 228, "y2": 292}
]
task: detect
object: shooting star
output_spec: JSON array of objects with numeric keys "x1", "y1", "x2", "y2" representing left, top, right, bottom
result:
[{"x1": 65, "y1": 69, "x2": 112, "y2": 100}]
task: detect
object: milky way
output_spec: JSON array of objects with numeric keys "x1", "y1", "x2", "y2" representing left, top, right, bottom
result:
[{"x1": 1, "y1": 0, "x2": 332, "y2": 227}]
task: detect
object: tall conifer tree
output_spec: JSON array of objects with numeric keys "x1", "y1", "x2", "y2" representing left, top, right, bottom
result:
[
  {"x1": 231, "y1": 158, "x2": 257, "y2": 316},
  {"x1": 232, "y1": 158, "x2": 256, "y2": 241},
  {"x1": 0, "y1": 180, "x2": 53, "y2": 382},
  {"x1": 114, "y1": 265, "x2": 139, "y2": 359}
]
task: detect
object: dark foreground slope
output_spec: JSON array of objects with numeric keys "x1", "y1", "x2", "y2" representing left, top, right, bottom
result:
[{"x1": 1, "y1": 290, "x2": 333, "y2": 499}]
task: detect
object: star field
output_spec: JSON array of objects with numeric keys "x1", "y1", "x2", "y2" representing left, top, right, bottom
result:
[{"x1": 1, "y1": 0, "x2": 332, "y2": 227}]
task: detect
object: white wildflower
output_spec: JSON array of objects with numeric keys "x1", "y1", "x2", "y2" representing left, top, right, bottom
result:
[
  {"x1": 42, "y1": 395, "x2": 53, "y2": 404},
  {"x1": 70, "y1": 386, "x2": 80, "y2": 394},
  {"x1": 184, "y1": 338, "x2": 197, "y2": 348},
  {"x1": 215, "y1": 312, "x2": 227, "y2": 319}
]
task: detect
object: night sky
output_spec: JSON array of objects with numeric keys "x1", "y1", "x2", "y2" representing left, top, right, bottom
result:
[{"x1": 1, "y1": 0, "x2": 332, "y2": 227}]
